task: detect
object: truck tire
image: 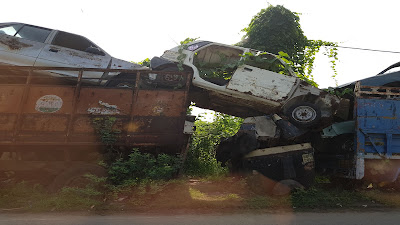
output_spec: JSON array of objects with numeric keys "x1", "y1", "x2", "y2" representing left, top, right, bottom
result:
[
  {"x1": 286, "y1": 102, "x2": 321, "y2": 127},
  {"x1": 48, "y1": 164, "x2": 106, "y2": 192}
]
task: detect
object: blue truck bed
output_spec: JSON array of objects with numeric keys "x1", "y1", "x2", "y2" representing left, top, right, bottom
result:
[
  {"x1": 317, "y1": 82, "x2": 400, "y2": 183},
  {"x1": 354, "y1": 82, "x2": 400, "y2": 182}
]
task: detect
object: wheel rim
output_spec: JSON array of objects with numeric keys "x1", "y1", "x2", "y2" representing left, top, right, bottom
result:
[{"x1": 292, "y1": 105, "x2": 317, "y2": 123}]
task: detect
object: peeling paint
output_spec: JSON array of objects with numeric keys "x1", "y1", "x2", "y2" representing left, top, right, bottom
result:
[
  {"x1": 35, "y1": 95, "x2": 63, "y2": 113},
  {"x1": 152, "y1": 101, "x2": 167, "y2": 116},
  {"x1": 87, "y1": 100, "x2": 120, "y2": 115}
]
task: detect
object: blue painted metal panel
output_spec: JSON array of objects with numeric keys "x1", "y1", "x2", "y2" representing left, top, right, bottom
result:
[{"x1": 356, "y1": 98, "x2": 400, "y2": 156}]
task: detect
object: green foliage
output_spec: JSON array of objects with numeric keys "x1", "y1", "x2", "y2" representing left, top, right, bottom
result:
[
  {"x1": 91, "y1": 117, "x2": 120, "y2": 146},
  {"x1": 91, "y1": 111, "x2": 182, "y2": 186},
  {"x1": 108, "y1": 149, "x2": 182, "y2": 185},
  {"x1": 194, "y1": 51, "x2": 292, "y2": 80},
  {"x1": 184, "y1": 113, "x2": 243, "y2": 176},
  {"x1": 291, "y1": 187, "x2": 367, "y2": 208},
  {"x1": 0, "y1": 178, "x2": 106, "y2": 211},
  {"x1": 137, "y1": 58, "x2": 151, "y2": 67},
  {"x1": 240, "y1": 5, "x2": 339, "y2": 86},
  {"x1": 194, "y1": 53, "x2": 240, "y2": 79},
  {"x1": 177, "y1": 37, "x2": 199, "y2": 71},
  {"x1": 91, "y1": 116, "x2": 122, "y2": 164},
  {"x1": 241, "y1": 5, "x2": 306, "y2": 60},
  {"x1": 326, "y1": 87, "x2": 354, "y2": 97}
]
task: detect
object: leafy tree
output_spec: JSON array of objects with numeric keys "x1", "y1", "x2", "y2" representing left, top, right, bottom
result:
[
  {"x1": 239, "y1": 5, "x2": 338, "y2": 86},
  {"x1": 137, "y1": 58, "x2": 150, "y2": 67}
]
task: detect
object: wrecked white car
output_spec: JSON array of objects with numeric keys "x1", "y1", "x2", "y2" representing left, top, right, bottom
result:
[
  {"x1": 151, "y1": 40, "x2": 347, "y2": 128},
  {"x1": 0, "y1": 22, "x2": 145, "y2": 86}
]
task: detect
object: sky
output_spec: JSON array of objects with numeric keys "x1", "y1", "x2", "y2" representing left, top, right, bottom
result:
[{"x1": 1, "y1": 0, "x2": 400, "y2": 89}]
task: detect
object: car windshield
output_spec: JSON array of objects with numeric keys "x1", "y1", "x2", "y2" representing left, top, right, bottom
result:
[
  {"x1": 0, "y1": 23, "x2": 51, "y2": 43},
  {"x1": 0, "y1": 23, "x2": 23, "y2": 36}
]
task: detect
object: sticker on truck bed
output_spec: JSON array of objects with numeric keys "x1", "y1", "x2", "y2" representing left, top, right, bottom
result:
[
  {"x1": 35, "y1": 95, "x2": 63, "y2": 113},
  {"x1": 302, "y1": 153, "x2": 314, "y2": 165}
]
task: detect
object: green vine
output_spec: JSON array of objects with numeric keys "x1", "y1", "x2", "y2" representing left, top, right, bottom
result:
[
  {"x1": 177, "y1": 37, "x2": 199, "y2": 71},
  {"x1": 91, "y1": 116, "x2": 122, "y2": 164},
  {"x1": 325, "y1": 87, "x2": 353, "y2": 97}
]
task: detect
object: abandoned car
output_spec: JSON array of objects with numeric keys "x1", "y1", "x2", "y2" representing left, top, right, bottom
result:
[
  {"x1": 151, "y1": 40, "x2": 347, "y2": 128},
  {"x1": 0, "y1": 22, "x2": 145, "y2": 85}
]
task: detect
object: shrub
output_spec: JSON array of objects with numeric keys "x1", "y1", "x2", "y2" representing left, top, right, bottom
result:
[
  {"x1": 108, "y1": 149, "x2": 182, "y2": 185},
  {"x1": 184, "y1": 113, "x2": 242, "y2": 177}
]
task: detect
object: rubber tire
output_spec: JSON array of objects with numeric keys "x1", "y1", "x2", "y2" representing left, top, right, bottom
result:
[
  {"x1": 48, "y1": 164, "x2": 106, "y2": 193},
  {"x1": 286, "y1": 102, "x2": 321, "y2": 127}
]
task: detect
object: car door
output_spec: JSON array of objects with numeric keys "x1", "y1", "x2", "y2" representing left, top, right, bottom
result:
[
  {"x1": 0, "y1": 23, "x2": 51, "y2": 66},
  {"x1": 226, "y1": 64, "x2": 297, "y2": 102},
  {"x1": 35, "y1": 31, "x2": 112, "y2": 79},
  {"x1": 192, "y1": 43, "x2": 296, "y2": 104}
]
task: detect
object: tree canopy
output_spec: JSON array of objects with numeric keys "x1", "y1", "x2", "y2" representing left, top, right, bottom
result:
[{"x1": 239, "y1": 5, "x2": 338, "y2": 86}]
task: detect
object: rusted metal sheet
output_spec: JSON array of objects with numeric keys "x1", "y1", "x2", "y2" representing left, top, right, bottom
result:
[
  {"x1": 132, "y1": 91, "x2": 186, "y2": 117},
  {"x1": 77, "y1": 88, "x2": 132, "y2": 115},
  {"x1": 0, "y1": 66, "x2": 192, "y2": 155},
  {"x1": 0, "y1": 86, "x2": 24, "y2": 113}
]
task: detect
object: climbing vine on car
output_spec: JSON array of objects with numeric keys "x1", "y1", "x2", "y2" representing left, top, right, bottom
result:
[
  {"x1": 177, "y1": 37, "x2": 319, "y2": 87},
  {"x1": 177, "y1": 37, "x2": 199, "y2": 71}
]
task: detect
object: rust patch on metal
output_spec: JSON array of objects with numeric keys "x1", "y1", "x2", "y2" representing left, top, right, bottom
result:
[
  {"x1": 66, "y1": 50, "x2": 102, "y2": 61},
  {"x1": 382, "y1": 116, "x2": 396, "y2": 120},
  {"x1": 0, "y1": 38, "x2": 32, "y2": 50}
]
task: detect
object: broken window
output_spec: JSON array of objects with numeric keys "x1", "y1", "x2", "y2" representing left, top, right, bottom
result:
[
  {"x1": 244, "y1": 50, "x2": 291, "y2": 76},
  {"x1": 15, "y1": 25, "x2": 51, "y2": 43},
  {"x1": 52, "y1": 31, "x2": 104, "y2": 55},
  {"x1": 193, "y1": 45, "x2": 243, "y2": 83},
  {"x1": 0, "y1": 24, "x2": 23, "y2": 36}
]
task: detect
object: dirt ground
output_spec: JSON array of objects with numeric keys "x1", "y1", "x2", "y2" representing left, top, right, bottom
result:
[
  {"x1": 105, "y1": 176, "x2": 390, "y2": 214},
  {"x1": 1, "y1": 174, "x2": 398, "y2": 214}
]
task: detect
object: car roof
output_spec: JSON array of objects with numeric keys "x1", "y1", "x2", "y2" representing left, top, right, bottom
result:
[{"x1": 336, "y1": 70, "x2": 400, "y2": 89}]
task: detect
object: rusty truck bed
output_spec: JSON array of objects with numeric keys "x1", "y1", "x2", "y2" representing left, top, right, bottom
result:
[{"x1": 0, "y1": 66, "x2": 192, "y2": 163}]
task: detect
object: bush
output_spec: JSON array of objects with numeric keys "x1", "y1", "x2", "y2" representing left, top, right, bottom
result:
[
  {"x1": 108, "y1": 149, "x2": 182, "y2": 185},
  {"x1": 184, "y1": 113, "x2": 242, "y2": 177}
]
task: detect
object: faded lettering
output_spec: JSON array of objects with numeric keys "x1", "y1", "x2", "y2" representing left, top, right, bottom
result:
[{"x1": 35, "y1": 95, "x2": 63, "y2": 113}]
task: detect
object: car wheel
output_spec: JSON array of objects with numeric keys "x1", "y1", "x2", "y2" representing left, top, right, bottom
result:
[{"x1": 286, "y1": 102, "x2": 321, "y2": 127}]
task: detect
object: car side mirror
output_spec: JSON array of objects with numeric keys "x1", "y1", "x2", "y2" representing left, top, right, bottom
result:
[{"x1": 85, "y1": 46, "x2": 105, "y2": 56}]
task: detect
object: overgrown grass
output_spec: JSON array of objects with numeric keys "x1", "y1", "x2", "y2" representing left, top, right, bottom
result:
[
  {"x1": 291, "y1": 187, "x2": 368, "y2": 208},
  {"x1": 2, "y1": 177, "x2": 400, "y2": 212},
  {"x1": 0, "y1": 182, "x2": 105, "y2": 212}
]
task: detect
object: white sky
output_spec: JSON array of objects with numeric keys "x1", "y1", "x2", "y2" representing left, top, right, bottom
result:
[{"x1": 2, "y1": 0, "x2": 399, "y2": 89}]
